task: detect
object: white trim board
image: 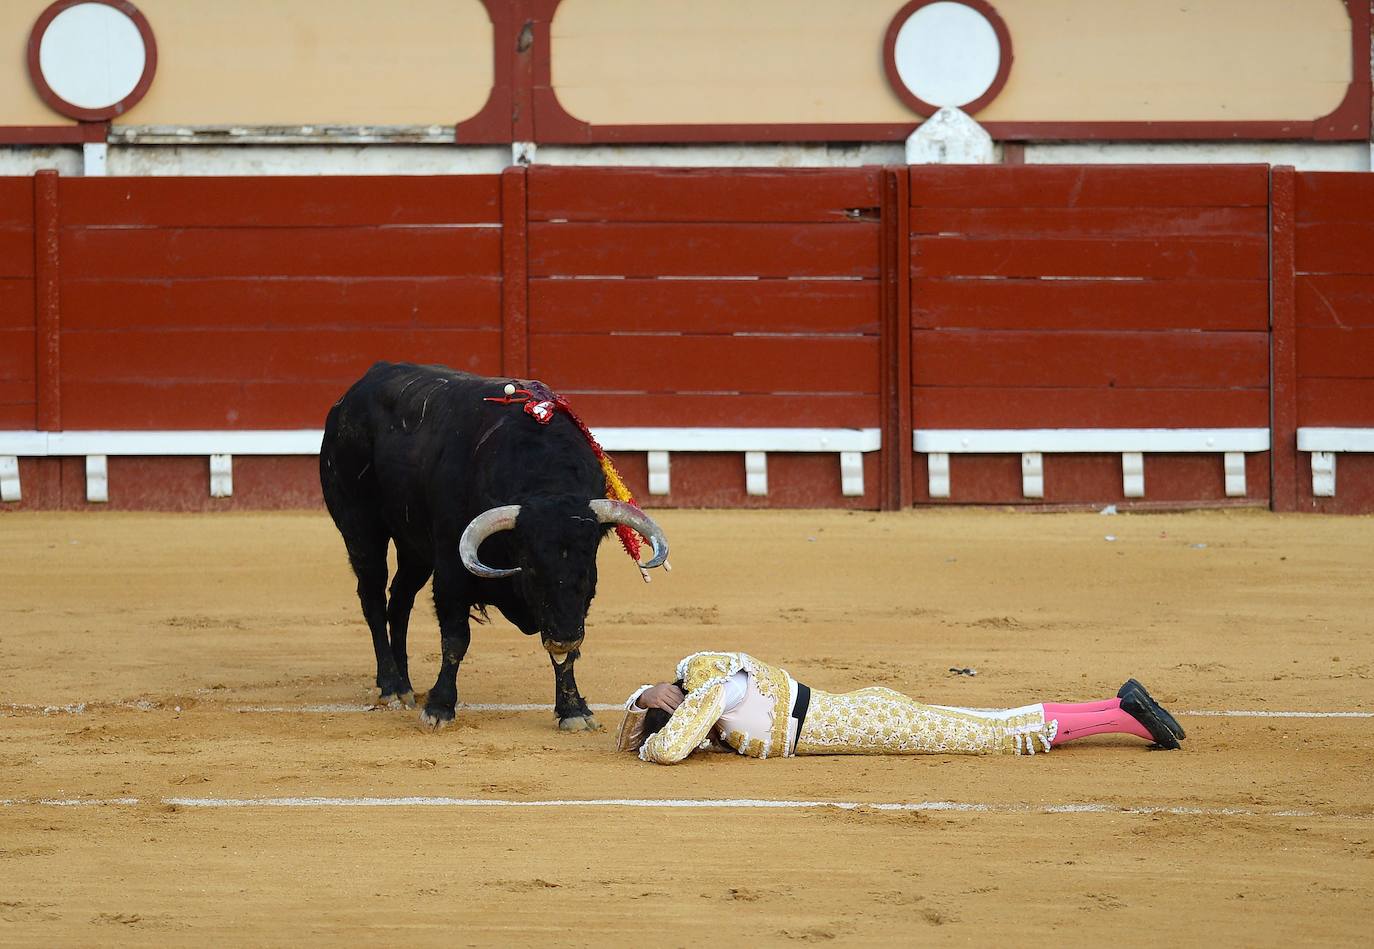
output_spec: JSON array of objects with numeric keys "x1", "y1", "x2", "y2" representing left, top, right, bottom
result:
[
  {"x1": 0, "y1": 427, "x2": 882, "y2": 457},
  {"x1": 914, "y1": 428, "x2": 1270, "y2": 454},
  {"x1": 1296, "y1": 427, "x2": 1374, "y2": 453},
  {"x1": 914, "y1": 428, "x2": 1269, "y2": 500},
  {"x1": 0, "y1": 427, "x2": 880, "y2": 502}
]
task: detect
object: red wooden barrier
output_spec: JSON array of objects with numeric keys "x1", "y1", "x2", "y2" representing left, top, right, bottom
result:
[
  {"x1": 910, "y1": 164, "x2": 1272, "y2": 506},
  {"x1": 0, "y1": 177, "x2": 37, "y2": 429},
  {"x1": 525, "y1": 166, "x2": 886, "y2": 508},
  {"x1": 3, "y1": 164, "x2": 1374, "y2": 513},
  {"x1": 1290, "y1": 171, "x2": 1374, "y2": 513}
]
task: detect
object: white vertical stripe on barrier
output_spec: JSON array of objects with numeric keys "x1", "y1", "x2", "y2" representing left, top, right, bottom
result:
[
  {"x1": 1223, "y1": 452, "x2": 1246, "y2": 497},
  {"x1": 85, "y1": 455, "x2": 108, "y2": 503},
  {"x1": 744, "y1": 451, "x2": 767, "y2": 496},
  {"x1": 927, "y1": 452, "x2": 950, "y2": 498},
  {"x1": 840, "y1": 451, "x2": 864, "y2": 497},
  {"x1": 1020, "y1": 452, "x2": 1043, "y2": 498},
  {"x1": 1122, "y1": 451, "x2": 1145, "y2": 498},
  {"x1": 209, "y1": 454, "x2": 233, "y2": 498},
  {"x1": 0, "y1": 456, "x2": 19, "y2": 502},
  {"x1": 1311, "y1": 451, "x2": 1336, "y2": 498},
  {"x1": 646, "y1": 451, "x2": 670, "y2": 495}
]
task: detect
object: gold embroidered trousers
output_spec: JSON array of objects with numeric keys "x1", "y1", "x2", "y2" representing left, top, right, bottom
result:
[{"x1": 793, "y1": 687, "x2": 1056, "y2": 756}]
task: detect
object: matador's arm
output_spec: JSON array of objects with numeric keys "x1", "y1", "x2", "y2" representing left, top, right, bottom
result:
[{"x1": 639, "y1": 680, "x2": 727, "y2": 765}]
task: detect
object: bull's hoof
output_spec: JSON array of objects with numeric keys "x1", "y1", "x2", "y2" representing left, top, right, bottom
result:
[
  {"x1": 379, "y1": 690, "x2": 417, "y2": 709},
  {"x1": 420, "y1": 705, "x2": 455, "y2": 729},
  {"x1": 558, "y1": 714, "x2": 601, "y2": 732}
]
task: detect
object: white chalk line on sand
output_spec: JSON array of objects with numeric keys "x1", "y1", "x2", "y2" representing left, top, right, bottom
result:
[
  {"x1": 0, "y1": 795, "x2": 1367, "y2": 821},
  {"x1": 5, "y1": 702, "x2": 1371, "y2": 719}
]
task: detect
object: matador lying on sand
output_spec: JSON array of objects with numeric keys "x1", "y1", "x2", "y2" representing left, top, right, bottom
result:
[{"x1": 615, "y1": 652, "x2": 1185, "y2": 764}]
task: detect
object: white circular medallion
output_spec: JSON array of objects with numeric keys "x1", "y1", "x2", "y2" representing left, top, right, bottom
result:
[
  {"x1": 38, "y1": 3, "x2": 147, "y2": 110},
  {"x1": 892, "y1": 1, "x2": 1002, "y2": 109}
]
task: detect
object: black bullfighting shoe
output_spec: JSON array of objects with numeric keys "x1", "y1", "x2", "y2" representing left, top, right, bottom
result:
[
  {"x1": 1118, "y1": 680, "x2": 1183, "y2": 750},
  {"x1": 1117, "y1": 678, "x2": 1186, "y2": 740}
]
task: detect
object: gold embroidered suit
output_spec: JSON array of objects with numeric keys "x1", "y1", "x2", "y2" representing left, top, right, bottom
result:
[{"x1": 617, "y1": 652, "x2": 1058, "y2": 764}]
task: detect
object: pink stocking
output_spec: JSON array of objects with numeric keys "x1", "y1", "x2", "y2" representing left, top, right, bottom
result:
[{"x1": 1043, "y1": 699, "x2": 1153, "y2": 744}]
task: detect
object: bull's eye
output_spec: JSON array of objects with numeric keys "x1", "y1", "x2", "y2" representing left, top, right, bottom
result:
[{"x1": 561, "y1": 548, "x2": 568, "y2": 560}]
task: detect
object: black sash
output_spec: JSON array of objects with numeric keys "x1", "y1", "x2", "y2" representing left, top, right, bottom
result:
[{"x1": 791, "y1": 682, "x2": 812, "y2": 740}]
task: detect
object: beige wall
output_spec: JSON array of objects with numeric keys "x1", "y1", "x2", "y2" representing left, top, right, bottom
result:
[
  {"x1": 1, "y1": 0, "x2": 1357, "y2": 131},
  {"x1": 551, "y1": 0, "x2": 1354, "y2": 125},
  {"x1": 3, "y1": 0, "x2": 494, "y2": 127}
]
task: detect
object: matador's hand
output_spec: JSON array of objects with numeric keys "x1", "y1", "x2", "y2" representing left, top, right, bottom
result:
[{"x1": 637, "y1": 682, "x2": 686, "y2": 712}]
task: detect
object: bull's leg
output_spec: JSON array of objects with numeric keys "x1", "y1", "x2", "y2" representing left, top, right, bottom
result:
[
  {"x1": 346, "y1": 539, "x2": 407, "y2": 704},
  {"x1": 383, "y1": 549, "x2": 432, "y2": 708},
  {"x1": 550, "y1": 649, "x2": 600, "y2": 732},
  {"x1": 421, "y1": 565, "x2": 472, "y2": 729}
]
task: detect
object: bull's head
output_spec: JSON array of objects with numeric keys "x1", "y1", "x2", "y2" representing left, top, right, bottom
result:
[{"x1": 458, "y1": 498, "x2": 668, "y2": 657}]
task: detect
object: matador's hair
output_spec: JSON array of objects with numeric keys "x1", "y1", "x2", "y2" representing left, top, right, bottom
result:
[{"x1": 639, "y1": 679, "x2": 686, "y2": 751}]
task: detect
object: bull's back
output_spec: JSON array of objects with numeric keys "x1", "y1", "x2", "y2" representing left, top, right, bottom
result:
[{"x1": 321, "y1": 362, "x2": 491, "y2": 535}]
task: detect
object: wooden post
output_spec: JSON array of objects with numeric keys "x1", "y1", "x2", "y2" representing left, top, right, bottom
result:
[
  {"x1": 33, "y1": 169, "x2": 60, "y2": 432},
  {"x1": 500, "y1": 165, "x2": 529, "y2": 379},
  {"x1": 1270, "y1": 165, "x2": 1298, "y2": 512},
  {"x1": 879, "y1": 166, "x2": 913, "y2": 510}
]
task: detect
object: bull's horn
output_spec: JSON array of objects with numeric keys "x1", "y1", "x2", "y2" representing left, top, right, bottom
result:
[
  {"x1": 588, "y1": 500, "x2": 669, "y2": 569},
  {"x1": 459, "y1": 505, "x2": 522, "y2": 578}
]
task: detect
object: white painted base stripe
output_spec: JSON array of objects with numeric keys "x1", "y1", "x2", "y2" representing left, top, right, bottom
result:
[
  {"x1": 915, "y1": 427, "x2": 1269, "y2": 454},
  {"x1": 4, "y1": 702, "x2": 1370, "y2": 719},
  {"x1": 1297, "y1": 427, "x2": 1374, "y2": 453},
  {"x1": 232, "y1": 702, "x2": 626, "y2": 714},
  {"x1": 0, "y1": 796, "x2": 1365, "y2": 820},
  {"x1": 0, "y1": 427, "x2": 882, "y2": 457}
]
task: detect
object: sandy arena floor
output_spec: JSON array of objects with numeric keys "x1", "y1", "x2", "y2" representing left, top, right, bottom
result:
[{"x1": 1, "y1": 508, "x2": 1371, "y2": 946}]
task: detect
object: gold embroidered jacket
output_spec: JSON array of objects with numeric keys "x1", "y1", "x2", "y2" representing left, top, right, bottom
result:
[{"x1": 616, "y1": 652, "x2": 796, "y2": 764}]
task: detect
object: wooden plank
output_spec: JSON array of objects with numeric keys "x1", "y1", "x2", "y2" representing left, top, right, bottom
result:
[
  {"x1": 60, "y1": 328, "x2": 502, "y2": 382},
  {"x1": 60, "y1": 380, "x2": 363, "y2": 429},
  {"x1": 1295, "y1": 221, "x2": 1374, "y2": 275},
  {"x1": 1295, "y1": 172, "x2": 1374, "y2": 225},
  {"x1": 563, "y1": 392, "x2": 880, "y2": 428},
  {"x1": 911, "y1": 386, "x2": 1269, "y2": 429},
  {"x1": 911, "y1": 330, "x2": 1270, "y2": 389},
  {"x1": 1270, "y1": 166, "x2": 1299, "y2": 513},
  {"x1": 529, "y1": 334, "x2": 879, "y2": 394},
  {"x1": 0, "y1": 179, "x2": 33, "y2": 227},
  {"x1": 61, "y1": 226, "x2": 501, "y2": 279},
  {"x1": 880, "y1": 165, "x2": 913, "y2": 510},
  {"x1": 1296, "y1": 327, "x2": 1374, "y2": 378},
  {"x1": 1297, "y1": 379, "x2": 1374, "y2": 427},
  {"x1": 60, "y1": 277, "x2": 501, "y2": 331},
  {"x1": 1297, "y1": 275, "x2": 1374, "y2": 328},
  {"x1": 59, "y1": 176, "x2": 502, "y2": 227},
  {"x1": 528, "y1": 167, "x2": 882, "y2": 222},
  {"x1": 34, "y1": 171, "x2": 60, "y2": 432},
  {"x1": 911, "y1": 235, "x2": 1267, "y2": 280},
  {"x1": 529, "y1": 222, "x2": 880, "y2": 278},
  {"x1": 0, "y1": 279, "x2": 35, "y2": 329},
  {"x1": 500, "y1": 166, "x2": 529, "y2": 378},
  {"x1": 528, "y1": 278, "x2": 880, "y2": 334},
  {"x1": 0, "y1": 400, "x2": 36, "y2": 428},
  {"x1": 0, "y1": 227, "x2": 35, "y2": 277},
  {"x1": 0, "y1": 329, "x2": 35, "y2": 379},
  {"x1": 909, "y1": 165, "x2": 1269, "y2": 208},
  {"x1": 910, "y1": 206, "x2": 1267, "y2": 238},
  {"x1": 912, "y1": 278, "x2": 1268, "y2": 331}
]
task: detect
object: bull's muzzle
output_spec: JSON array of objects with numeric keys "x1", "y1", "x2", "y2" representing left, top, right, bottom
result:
[{"x1": 544, "y1": 638, "x2": 583, "y2": 662}]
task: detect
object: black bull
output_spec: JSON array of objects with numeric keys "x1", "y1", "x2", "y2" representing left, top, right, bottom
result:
[{"x1": 320, "y1": 362, "x2": 668, "y2": 730}]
